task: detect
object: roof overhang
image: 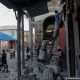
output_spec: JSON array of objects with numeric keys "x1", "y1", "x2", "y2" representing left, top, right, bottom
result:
[
  {"x1": 0, "y1": 0, "x2": 16, "y2": 9},
  {"x1": 0, "y1": 0, "x2": 50, "y2": 17},
  {"x1": 0, "y1": 0, "x2": 50, "y2": 9}
]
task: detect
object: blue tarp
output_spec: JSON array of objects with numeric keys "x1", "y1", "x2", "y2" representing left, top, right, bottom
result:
[{"x1": 0, "y1": 32, "x2": 16, "y2": 41}]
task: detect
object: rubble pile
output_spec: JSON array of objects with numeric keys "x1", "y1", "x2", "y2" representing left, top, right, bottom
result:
[{"x1": 21, "y1": 52, "x2": 64, "y2": 80}]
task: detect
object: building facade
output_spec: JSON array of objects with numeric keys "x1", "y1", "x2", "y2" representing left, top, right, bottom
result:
[
  {"x1": 0, "y1": 25, "x2": 30, "y2": 49},
  {"x1": 33, "y1": 0, "x2": 80, "y2": 77},
  {"x1": 34, "y1": 0, "x2": 61, "y2": 47}
]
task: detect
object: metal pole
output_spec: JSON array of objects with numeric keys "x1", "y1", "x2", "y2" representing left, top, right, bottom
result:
[
  {"x1": 24, "y1": 12, "x2": 33, "y2": 61},
  {"x1": 29, "y1": 17, "x2": 33, "y2": 61},
  {"x1": 17, "y1": 10, "x2": 22, "y2": 80},
  {"x1": 64, "y1": 14, "x2": 70, "y2": 77},
  {"x1": 22, "y1": 14, "x2": 25, "y2": 68}
]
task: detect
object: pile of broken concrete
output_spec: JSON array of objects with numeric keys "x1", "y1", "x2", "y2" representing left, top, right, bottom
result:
[{"x1": 21, "y1": 53, "x2": 65, "y2": 80}]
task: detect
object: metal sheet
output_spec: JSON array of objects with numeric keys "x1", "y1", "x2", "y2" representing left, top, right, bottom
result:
[
  {"x1": 0, "y1": 0, "x2": 50, "y2": 8},
  {"x1": 0, "y1": 0, "x2": 16, "y2": 9},
  {"x1": 0, "y1": 0, "x2": 49, "y2": 17},
  {"x1": 26, "y1": 2, "x2": 49, "y2": 17}
]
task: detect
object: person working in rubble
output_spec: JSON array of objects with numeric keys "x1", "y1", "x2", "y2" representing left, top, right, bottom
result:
[
  {"x1": 0, "y1": 53, "x2": 2, "y2": 71},
  {"x1": 26, "y1": 46, "x2": 30, "y2": 60},
  {"x1": 57, "y1": 48, "x2": 64, "y2": 71},
  {"x1": 2, "y1": 50, "x2": 8, "y2": 72}
]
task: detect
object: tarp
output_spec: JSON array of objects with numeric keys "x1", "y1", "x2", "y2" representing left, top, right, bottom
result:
[{"x1": 0, "y1": 32, "x2": 16, "y2": 41}]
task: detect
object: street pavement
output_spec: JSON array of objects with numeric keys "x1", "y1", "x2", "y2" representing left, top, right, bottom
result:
[
  {"x1": 0, "y1": 51, "x2": 18, "y2": 80},
  {"x1": 0, "y1": 50, "x2": 67, "y2": 80},
  {"x1": 0, "y1": 50, "x2": 34, "y2": 80}
]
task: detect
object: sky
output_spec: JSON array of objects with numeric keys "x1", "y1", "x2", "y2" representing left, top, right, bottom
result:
[{"x1": 0, "y1": 3, "x2": 29, "y2": 31}]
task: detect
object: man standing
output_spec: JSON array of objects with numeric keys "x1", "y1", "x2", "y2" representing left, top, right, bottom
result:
[
  {"x1": 0, "y1": 53, "x2": 2, "y2": 71},
  {"x1": 2, "y1": 50, "x2": 8, "y2": 72},
  {"x1": 26, "y1": 46, "x2": 30, "y2": 60}
]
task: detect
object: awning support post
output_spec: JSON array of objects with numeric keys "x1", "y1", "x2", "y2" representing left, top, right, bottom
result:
[
  {"x1": 17, "y1": 9, "x2": 22, "y2": 80},
  {"x1": 21, "y1": 14, "x2": 25, "y2": 69},
  {"x1": 29, "y1": 17, "x2": 33, "y2": 61}
]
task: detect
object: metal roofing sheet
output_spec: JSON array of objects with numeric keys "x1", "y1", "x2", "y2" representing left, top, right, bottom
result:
[
  {"x1": 26, "y1": 2, "x2": 49, "y2": 17},
  {"x1": 0, "y1": 0, "x2": 50, "y2": 17},
  {"x1": 0, "y1": 0, "x2": 50, "y2": 9}
]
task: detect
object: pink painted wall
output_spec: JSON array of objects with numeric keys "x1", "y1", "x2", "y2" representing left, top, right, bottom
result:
[
  {"x1": 59, "y1": 27, "x2": 66, "y2": 54},
  {"x1": 59, "y1": 27, "x2": 66, "y2": 67}
]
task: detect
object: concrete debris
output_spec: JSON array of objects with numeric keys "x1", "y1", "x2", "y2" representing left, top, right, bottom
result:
[
  {"x1": 45, "y1": 65, "x2": 61, "y2": 74},
  {"x1": 21, "y1": 58, "x2": 62, "y2": 80},
  {"x1": 0, "y1": 51, "x2": 65, "y2": 80}
]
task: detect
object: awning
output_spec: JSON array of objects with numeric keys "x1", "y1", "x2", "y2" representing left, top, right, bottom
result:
[
  {"x1": 0, "y1": 0, "x2": 50, "y2": 9},
  {"x1": 0, "y1": 0, "x2": 50, "y2": 17},
  {"x1": 26, "y1": 2, "x2": 48, "y2": 17},
  {"x1": 0, "y1": 32, "x2": 16, "y2": 41}
]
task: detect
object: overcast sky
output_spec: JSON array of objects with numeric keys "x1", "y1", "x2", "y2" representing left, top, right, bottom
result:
[{"x1": 0, "y1": 3, "x2": 29, "y2": 31}]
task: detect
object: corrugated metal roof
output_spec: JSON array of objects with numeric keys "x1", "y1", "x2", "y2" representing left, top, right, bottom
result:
[
  {"x1": 0, "y1": 0, "x2": 50, "y2": 9},
  {"x1": 26, "y1": 2, "x2": 49, "y2": 17},
  {"x1": 0, "y1": 0, "x2": 50, "y2": 17}
]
